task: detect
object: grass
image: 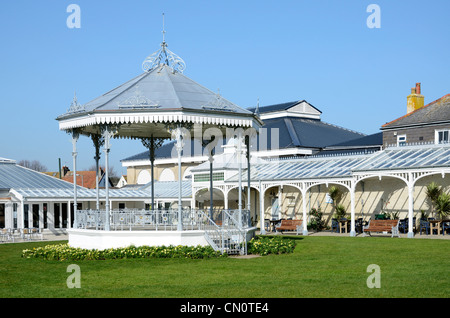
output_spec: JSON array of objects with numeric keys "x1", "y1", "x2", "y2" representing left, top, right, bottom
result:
[{"x1": 0, "y1": 236, "x2": 449, "y2": 298}]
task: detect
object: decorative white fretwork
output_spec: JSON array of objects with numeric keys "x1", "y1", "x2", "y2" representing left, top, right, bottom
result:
[
  {"x1": 142, "y1": 14, "x2": 186, "y2": 73},
  {"x1": 67, "y1": 92, "x2": 85, "y2": 114},
  {"x1": 117, "y1": 85, "x2": 160, "y2": 109},
  {"x1": 202, "y1": 90, "x2": 237, "y2": 112},
  {"x1": 142, "y1": 43, "x2": 186, "y2": 73}
]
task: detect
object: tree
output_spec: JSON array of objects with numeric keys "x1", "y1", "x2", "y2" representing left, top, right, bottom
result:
[
  {"x1": 425, "y1": 182, "x2": 443, "y2": 217},
  {"x1": 434, "y1": 192, "x2": 450, "y2": 220},
  {"x1": 18, "y1": 159, "x2": 48, "y2": 172},
  {"x1": 328, "y1": 186, "x2": 342, "y2": 208}
]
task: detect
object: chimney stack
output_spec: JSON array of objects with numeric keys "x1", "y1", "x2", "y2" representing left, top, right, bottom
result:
[
  {"x1": 407, "y1": 82, "x2": 424, "y2": 114},
  {"x1": 62, "y1": 165, "x2": 70, "y2": 177}
]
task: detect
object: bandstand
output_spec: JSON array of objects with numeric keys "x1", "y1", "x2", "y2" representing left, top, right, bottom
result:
[{"x1": 56, "y1": 32, "x2": 262, "y2": 254}]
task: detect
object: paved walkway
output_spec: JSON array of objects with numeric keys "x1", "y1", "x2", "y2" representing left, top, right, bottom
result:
[
  {"x1": 1, "y1": 229, "x2": 449, "y2": 244},
  {"x1": 0, "y1": 231, "x2": 68, "y2": 244}
]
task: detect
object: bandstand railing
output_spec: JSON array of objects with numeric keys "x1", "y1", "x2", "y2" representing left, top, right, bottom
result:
[{"x1": 75, "y1": 208, "x2": 251, "y2": 255}]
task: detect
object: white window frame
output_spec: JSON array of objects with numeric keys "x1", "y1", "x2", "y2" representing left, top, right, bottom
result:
[
  {"x1": 435, "y1": 129, "x2": 450, "y2": 144},
  {"x1": 397, "y1": 134, "x2": 407, "y2": 146}
]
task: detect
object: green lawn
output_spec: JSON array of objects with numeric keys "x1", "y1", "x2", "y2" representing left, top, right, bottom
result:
[{"x1": 0, "y1": 236, "x2": 448, "y2": 298}]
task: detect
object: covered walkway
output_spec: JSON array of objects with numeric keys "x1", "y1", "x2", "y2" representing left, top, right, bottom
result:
[{"x1": 206, "y1": 142, "x2": 450, "y2": 238}]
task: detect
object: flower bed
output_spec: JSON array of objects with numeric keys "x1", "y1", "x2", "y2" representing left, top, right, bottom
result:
[
  {"x1": 247, "y1": 236, "x2": 297, "y2": 256},
  {"x1": 22, "y1": 244, "x2": 226, "y2": 261}
]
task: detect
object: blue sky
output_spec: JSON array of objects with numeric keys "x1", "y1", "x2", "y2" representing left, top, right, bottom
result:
[{"x1": 1, "y1": 0, "x2": 449, "y2": 175}]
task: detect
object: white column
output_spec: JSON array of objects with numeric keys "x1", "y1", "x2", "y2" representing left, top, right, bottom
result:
[
  {"x1": 302, "y1": 188, "x2": 308, "y2": 235},
  {"x1": 350, "y1": 181, "x2": 356, "y2": 237},
  {"x1": 59, "y1": 203, "x2": 63, "y2": 228},
  {"x1": 224, "y1": 190, "x2": 229, "y2": 210},
  {"x1": 20, "y1": 201, "x2": 24, "y2": 229},
  {"x1": 71, "y1": 130, "x2": 79, "y2": 229},
  {"x1": 237, "y1": 130, "x2": 243, "y2": 228},
  {"x1": 67, "y1": 200, "x2": 72, "y2": 229},
  {"x1": 407, "y1": 175, "x2": 415, "y2": 238},
  {"x1": 172, "y1": 125, "x2": 185, "y2": 231},
  {"x1": 39, "y1": 203, "x2": 44, "y2": 229},
  {"x1": 103, "y1": 127, "x2": 112, "y2": 231},
  {"x1": 48, "y1": 203, "x2": 55, "y2": 230},
  {"x1": 259, "y1": 180, "x2": 266, "y2": 235}
]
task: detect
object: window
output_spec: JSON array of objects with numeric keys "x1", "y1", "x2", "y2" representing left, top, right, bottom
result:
[
  {"x1": 137, "y1": 170, "x2": 151, "y2": 184},
  {"x1": 436, "y1": 129, "x2": 450, "y2": 144},
  {"x1": 193, "y1": 172, "x2": 224, "y2": 182},
  {"x1": 397, "y1": 135, "x2": 406, "y2": 146},
  {"x1": 159, "y1": 168, "x2": 175, "y2": 181}
]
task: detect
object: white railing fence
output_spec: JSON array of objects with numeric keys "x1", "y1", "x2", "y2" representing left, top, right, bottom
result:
[{"x1": 75, "y1": 208, "x2": 251, "y2": 255}]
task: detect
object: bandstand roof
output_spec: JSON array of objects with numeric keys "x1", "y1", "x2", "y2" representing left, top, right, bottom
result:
[{"x1": 56, "y1": 41, "x2": 262, "y2": 138}]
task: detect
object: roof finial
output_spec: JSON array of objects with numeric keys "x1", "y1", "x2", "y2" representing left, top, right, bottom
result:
[
  {"x1": 161, "y1": 13, "x2": 166, "y2": 47},
  {"x1": 142, "y1": 13, "x2": 186, "y2": 73},
  {"x1": 254, "y1": 98, "x2": 260, "y2": 117},
  {"x1": 67, "y1": 90, "x2": 85, "y2": 113}
]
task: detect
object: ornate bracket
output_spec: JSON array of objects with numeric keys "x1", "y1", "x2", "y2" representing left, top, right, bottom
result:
[
  {"x1": 100, "y1": 124, "x2": 120, "y2": 151},
  {"x1": 141, "y1": 136, "x2": 166, "y2": 161},
  {"x1": 91, "y1": 134, "x2": 105, "y2": 161}
]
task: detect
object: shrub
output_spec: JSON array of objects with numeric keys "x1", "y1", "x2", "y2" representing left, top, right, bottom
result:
[
  {"x1": 308, "y1": 207, "x2": 325, "y2": 231},
  {"x1": 22, "y1": 244, "x2": 227, "y2": 261},
  {"x1": 247, "y1": 236, "x2": 297, "y2": 256}
]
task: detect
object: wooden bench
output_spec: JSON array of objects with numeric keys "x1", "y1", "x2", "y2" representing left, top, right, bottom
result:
[
  {"x1": 275, "y1": 219, "x2": 303, "y2": 235},
  {"x1": 363, "y1": 219, "x2": 400, "y2": 237}
]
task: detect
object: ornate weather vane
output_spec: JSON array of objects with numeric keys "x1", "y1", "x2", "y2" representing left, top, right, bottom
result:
[{"x1": 142, "y1": 13, "x2": 186, "y2": 73}]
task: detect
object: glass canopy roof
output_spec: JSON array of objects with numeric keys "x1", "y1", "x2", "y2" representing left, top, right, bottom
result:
[
  {"x1": 353, "y1": 144, "x2": 450, "y2": 172},
  {"x1": 226, "y1": 143, "x2": 450, "y2": 182}
]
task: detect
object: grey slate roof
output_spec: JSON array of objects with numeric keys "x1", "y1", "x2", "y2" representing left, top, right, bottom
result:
[
  {"x1": 326, "y1": 132, "x2": 382, "y2": 148},
  {"x1": 248, "y1": 100, "x2": 322, "y2": 115},
  {"x1": 315, "y1": 132, "x2": 383, "y2": 156},
  {"x1": 382, "y1": 94, "x2": 450, "y2": 129},
  {"x1": 121, "y1": 99, "x2": 366, "y2": 163},
  {"x1": 58, "y1": 64, "x2": 253, "y2": 119},
  {"x1": 260, "y1": 116, "x2": 365, "y2": 149},
  {"x1": 121, "y1": 138, "x2": 224, "y2": 162}
]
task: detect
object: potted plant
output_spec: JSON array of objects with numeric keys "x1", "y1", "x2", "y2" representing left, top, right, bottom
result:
[
  {"x1": 308, "y1": 207, "x2": 325, "y2": 231},
  {"x1": 334, "y1": 204, "x2": 347, "y2": 220},
  {"x1": 420, "y1": 210, "x2": 429, "y2": 220}
]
